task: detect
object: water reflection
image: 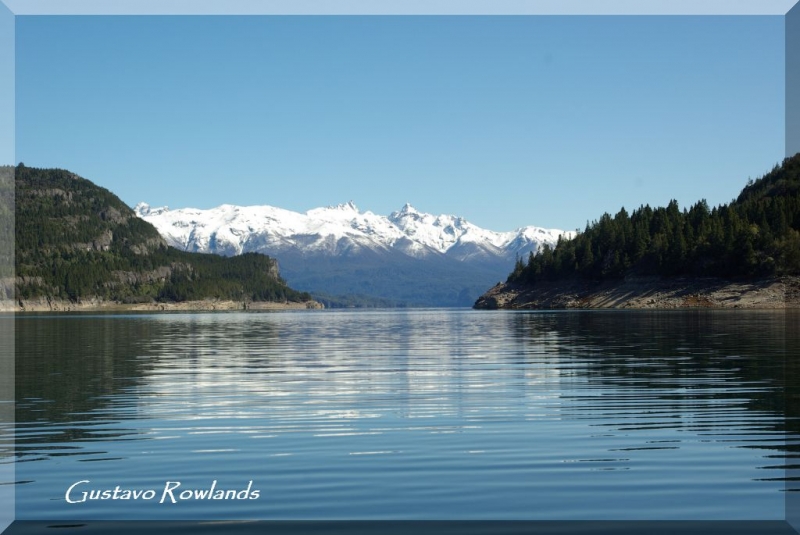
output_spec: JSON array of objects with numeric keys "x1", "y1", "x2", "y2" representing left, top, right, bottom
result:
[{"x1": 13, "y1": 309, "x2": 797, "y2": 520}]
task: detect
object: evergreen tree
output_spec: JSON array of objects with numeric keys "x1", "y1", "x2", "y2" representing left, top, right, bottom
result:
[{"x1": 507, "y1": 154, "x2": 800, "y2": 285}]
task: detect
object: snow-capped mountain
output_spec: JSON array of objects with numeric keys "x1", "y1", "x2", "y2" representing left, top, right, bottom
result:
[
  {"x1": 135, "y1": 201, "x2": 572, "y2": 307},
  {"x1": 135, "y1": 201, "x2": 568, "y2": 260}
]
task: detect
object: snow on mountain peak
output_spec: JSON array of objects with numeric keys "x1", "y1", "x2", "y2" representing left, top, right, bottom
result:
[
  {"x1": 134, "y1": 202, "x2": 169, "y2": 217},
  {"x1": 306, "y1": 200, "x2": 362, "y2": 219},
  {"x1": 332, "y1": 201, "x2": 359, "y2": 212},
  {"x1": 137, "y1": 199, "x2": 571, "y2": 261},
  {"x1": 399, "y1": 202, "x2": 417, "y2": 215}
]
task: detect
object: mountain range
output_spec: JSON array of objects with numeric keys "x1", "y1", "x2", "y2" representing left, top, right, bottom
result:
[{"x1": 135, "y1": 201, "x2": 572, "y2": 307}]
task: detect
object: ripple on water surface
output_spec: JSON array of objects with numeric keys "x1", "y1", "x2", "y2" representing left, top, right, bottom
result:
[{"x1": 12, "y1": 309, "x2": 798, "y2": 520}]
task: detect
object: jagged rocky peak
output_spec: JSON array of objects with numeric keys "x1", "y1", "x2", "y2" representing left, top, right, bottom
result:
[
  {"x1": 390, "y1": 202, "x2": 421, "y2": 220},
  {"x1": 330, "y1": 200, "x2": 359, "y2": 212},
  {"x1": 134, "y1": 202, "x2": 169, "y2": 217},
  {"x1": 134, "y1": 202, "x2": 150, "y2": 216}
]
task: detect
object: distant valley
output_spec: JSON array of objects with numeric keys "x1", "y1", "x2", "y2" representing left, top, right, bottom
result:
[{"x1": 136, "y1": 201, "x2": 572, "y2": 307}]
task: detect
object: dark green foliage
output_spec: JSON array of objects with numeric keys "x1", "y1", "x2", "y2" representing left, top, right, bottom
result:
[
  {"x1": 310, "y1": 291, "x2": 409, "y2": 309},
  {"x1": 0, "y1": 166, "x2": 13, "y2": 283},
  {"x1": 155, "y1": 251, "x2": 311, "y2": 303},
  {"x1": 509, "y1": 154, "x2": 800, "y2": 285},
  {"x1": 14, "y1": 164, "x2": 310, "y2": 304}
]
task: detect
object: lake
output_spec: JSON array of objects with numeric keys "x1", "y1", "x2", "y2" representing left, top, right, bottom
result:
[{"x1": 9, "y1": 309, "x2": 800, "y2": 523}]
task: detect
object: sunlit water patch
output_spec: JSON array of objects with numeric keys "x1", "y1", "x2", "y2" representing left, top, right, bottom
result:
[{"x1": 11, "y1": 309, "x2": 798, "y2": 520}]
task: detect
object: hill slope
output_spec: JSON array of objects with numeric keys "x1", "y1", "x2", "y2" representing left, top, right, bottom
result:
[
  {"x1": 12, "y1": 164, "x2": 313, "y2": 308},
  {"x1": 475, "y1": 155, "x2": 800, "y2": 309}
]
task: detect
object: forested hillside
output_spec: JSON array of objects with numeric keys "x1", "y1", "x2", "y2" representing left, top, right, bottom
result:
[
  {"x1": 508, "y1": 154, "x2": 800, "y2": 285},
  {"x1": 0, "y1": 166, "x2": 12, "y2": 288},
  {"x1": 13, "y1": 164, "x2": 311, "y2": 304}
]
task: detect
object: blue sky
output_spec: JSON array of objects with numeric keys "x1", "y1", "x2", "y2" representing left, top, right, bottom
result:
[{"x1": 15, "y1": 15, "x2": 785, "y2": 231}]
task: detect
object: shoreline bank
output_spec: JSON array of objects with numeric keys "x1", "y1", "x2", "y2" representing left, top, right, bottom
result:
[
  {"x1": 474, "y1": 276, "x2": 800, "y2": 310},
  {"x1": 5, "y1": 298, "x2": 324, "y2": 313}
]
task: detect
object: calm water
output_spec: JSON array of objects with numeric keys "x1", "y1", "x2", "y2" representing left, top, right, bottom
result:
[{"x1": 9, "y1": 309, "x2": 799, "y2": 520}]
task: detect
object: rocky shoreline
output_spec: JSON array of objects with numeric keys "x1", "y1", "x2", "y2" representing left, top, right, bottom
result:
[
  {"x1": 473, "y1": 276, "x2": 800, "y2": 310},
  {"x1": 6, "y1": 298, "x2": 324, "y2": 313}
]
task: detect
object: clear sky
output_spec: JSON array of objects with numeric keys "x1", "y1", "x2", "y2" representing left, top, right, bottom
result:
[{"x1": 15, "y1": 15, "x2": 785, "y2": 231}]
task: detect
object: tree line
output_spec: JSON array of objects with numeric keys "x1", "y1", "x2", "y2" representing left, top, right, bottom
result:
[
  {"x1": 509, "y1": 154, "x2": 800, "y2": 285},
  {"x1": 14, "y1": 164, "x2": 311, "y2": 304}
]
